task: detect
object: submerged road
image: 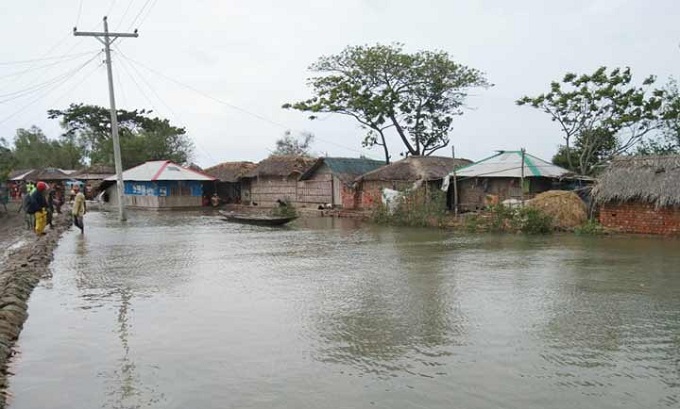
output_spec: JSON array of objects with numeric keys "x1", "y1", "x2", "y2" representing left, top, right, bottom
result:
[{"x1": 7, "y1": 211, "x2": 680, "y2": 408}]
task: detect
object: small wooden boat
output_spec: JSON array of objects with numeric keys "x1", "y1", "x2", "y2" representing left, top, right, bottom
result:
[{"x1": 218, "y1": 210, "x2": 298, "y2": 226}]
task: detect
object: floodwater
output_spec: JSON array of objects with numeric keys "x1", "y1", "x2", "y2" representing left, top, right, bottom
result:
[{"x1": 7, "y1": 211, "x2": 680, "y2": 409}]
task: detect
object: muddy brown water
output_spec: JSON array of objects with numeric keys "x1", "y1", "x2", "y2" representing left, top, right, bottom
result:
[{"x1": 7, "y1": 211, "x2": 680, "y2": 408}]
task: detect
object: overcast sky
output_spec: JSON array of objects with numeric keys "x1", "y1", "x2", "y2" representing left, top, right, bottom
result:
[{"x1": 1, "y1": 0, "x2": 678, "y2": 167}]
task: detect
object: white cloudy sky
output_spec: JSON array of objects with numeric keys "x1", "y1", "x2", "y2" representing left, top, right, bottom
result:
[{"x1": 1, "y1": 0, "x2": 678, "y2": 167}]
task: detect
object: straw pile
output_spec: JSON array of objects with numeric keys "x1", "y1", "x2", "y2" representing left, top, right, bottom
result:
[{"x1": 527, "y1": 190, "x2": 587, "y2": 230}]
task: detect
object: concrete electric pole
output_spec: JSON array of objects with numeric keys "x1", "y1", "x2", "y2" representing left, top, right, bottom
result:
[{"x1": 74, "y1": 17, "x2": 138, "y2": 221}]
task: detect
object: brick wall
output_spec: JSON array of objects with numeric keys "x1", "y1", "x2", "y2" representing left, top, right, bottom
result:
[{"x1": 600, "y1": 202, "x2": 680, "y2": 235}]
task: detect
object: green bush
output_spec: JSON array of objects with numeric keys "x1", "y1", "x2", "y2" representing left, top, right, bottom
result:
[
  {"x1": 574, "y1": 219, "x2": 604, "y2": 235},
  {"x1": 511, "y1": 207, "x2": 553, "y2": 234},
  {"x1": 370, "y1": 188, "x2": 447, "y2": 227}
]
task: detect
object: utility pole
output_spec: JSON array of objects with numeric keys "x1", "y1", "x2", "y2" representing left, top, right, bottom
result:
[
  {"x1": 451, "y1": 145, "x2": 459, "y2": 216},
  {"x1": 74, "y1": 17, "x2": 138, "y2": 221},
  {"x1": 520, "y1": 148, "x2": 526, "y2": 206}
]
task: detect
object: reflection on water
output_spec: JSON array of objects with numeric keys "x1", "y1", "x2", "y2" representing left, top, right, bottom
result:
[{"x1": 8, "y1": 212, "x2": 680, "y2": 409}]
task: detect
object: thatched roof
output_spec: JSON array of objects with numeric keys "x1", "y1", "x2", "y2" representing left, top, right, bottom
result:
[
  {"x1": 204, "y1": 161, "x2": 256, "y2": 182},
  {"x1": 594, "y1": 155, "x2": 680, "y2": 207},
  {"x1": 300, "y1": 157, "x2": 385, "y2": 184},
  {"x1": 245, "y1": 155, "x2": 317, "y2": 178},
  {"x1": 12, "y1": 168, "x2": 72, "y2": 181},
  {"x1": 73, "y1": 164, "x2": 115, "y2": 180},
  {"x1": 356, "y1": 156, "x2": 472, "y2": 182}
]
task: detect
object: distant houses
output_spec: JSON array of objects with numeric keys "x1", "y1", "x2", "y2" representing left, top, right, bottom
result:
[
  {"x1": 203, "y1": 161, "x2": 256, "y2": 204},
  {"x1": 240, "y1": 155, "x2": 317, "y2": 207},
  {"x1": 299, "y1": 157, "x2": 384, "y2": 208},
  {"x1": 103, "y1": 160, "x2": 215, "y2": 209},
  {"x1": 595, "y1": 155, "x2": 680, "y2": 235},
  {"x1": 354, "y1": 156, "x2": 471, "y2": 209},
  {"x1": 448, "y1": 150, "x2": 588, "y2": 211}
]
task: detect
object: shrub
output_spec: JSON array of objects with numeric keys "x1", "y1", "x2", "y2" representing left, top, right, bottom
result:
[
  {"x1": 370, "y1": 188, "x2": 447, "y2": 227},
  {"x1": 270, "y1": 199, "x2": 298, "y2": 218},
  {"x1": 574, "y1": 219, "x2": 604, "y2": 235}
]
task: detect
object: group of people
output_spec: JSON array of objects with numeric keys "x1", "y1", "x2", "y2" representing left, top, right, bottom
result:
[{"x1": 18, "y1": 181, "x2": 86, "y2": 236}]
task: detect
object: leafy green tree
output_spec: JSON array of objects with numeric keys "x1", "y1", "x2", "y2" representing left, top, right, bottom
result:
[
  {"x1": 518, "y1": 67, "x2": 664, "y2": 175},
  {"x1": 11, "y1": 126, "x2": 83, "y2": 169},
  {"x1": 637, "y1": 78, "x2": 680, "y2": 155},
  {"x1": 48, "y1": 103, "x2": 193, "y2": 168},
  {"x1": 283, "y1": 43, "x2": 490, "y2": 163},
  {"x1": 0, "y1": 138, "x2": 16, "y2": 180},
  {"x1": 272, "y1": 131, "x2": 314, "y2": 156}
]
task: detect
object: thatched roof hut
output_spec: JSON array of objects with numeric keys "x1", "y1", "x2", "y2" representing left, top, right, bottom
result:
[
  {"x1": 594, "y1": 155, "x2": 680, "y2": 208},
  {"x1": 355, "y1": 156, "x2": 472, "y2": 183},
  {"x1": 73, "y1": 164, "x2": 115, "y2": 180},
  {"x1": 300, "y1": 157, "x2": 385, "y2": 185},
  {"x1": 204, "y1": 161, "x2": 256, "y2": 182},
  {"x1": 246, "y1": 156, "x2": 316, "y2": 178}
]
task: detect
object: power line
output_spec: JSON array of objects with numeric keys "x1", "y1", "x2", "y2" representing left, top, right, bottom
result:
[
  {"x1": 0, "y1": 54, "x2": 101, "y2": 125},
  {"x1": 0, "y1": 50, "x2": 100, "y2": 81},
  {"x1": 136, "y1": 0, "x2": 159, "y2": 29},
  {"x1": 114, "y1": 47, "x2": 218, "y2": 164},
  {"x1": 118, "y1": 51, "x2": 381, "y2": 159},
  {"x1": 75, "y1": 0, "x2": 84, "y2": 27},
  {"x1": 116, "y1": 0, "x2": 137, "y2": 31},
  {"x1": 0, "y1": 50, "x2": 98, "y2": 66},
  {"x1": 106, "y1": 0, "x2": 118, "y2": 17},
  {"x1": 127, "y1": 0, "x2": 153, "y2": 30},
  {"x1": 0, "y1": 51, "x2": 102, "y2": 102}
]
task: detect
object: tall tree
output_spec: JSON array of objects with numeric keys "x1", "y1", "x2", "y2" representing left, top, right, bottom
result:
[
  {"x1": 517, "y1": 67, "x2": 664, "y2": 175},
  {"x1": 283, "y1": 43, "x2": 490, "y2": 163},
  {"x1": 637, "y1": 78, "x2": 680, "y2": 155},
  {"x1": 12, "y1": 126, "x2": 83, "y2": 169},
  {"x1": 48, "y1": 103, "x2": 193, "y2": 168},
  {"x1": 272, "y1": 131, "x2": 314, "y2": 156},
  {"x1": 0, "y1": 138, "x2": 15, "y2": 180}
]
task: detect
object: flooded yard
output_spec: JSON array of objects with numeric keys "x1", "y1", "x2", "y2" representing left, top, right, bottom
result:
[{"x1": 7, "y1": 211, "x2": 680, "y2": 408}]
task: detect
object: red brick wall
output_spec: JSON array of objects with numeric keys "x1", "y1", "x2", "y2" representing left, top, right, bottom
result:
[{"x1": 600, "y1": 202, "x2": 680, "y2": 235}]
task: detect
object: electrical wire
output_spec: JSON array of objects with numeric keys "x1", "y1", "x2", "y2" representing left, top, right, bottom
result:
[
  {"x1": 135, "y1": 0, "x2": 159, "y2": 29},
  {"x1": 75, "y1": 0, "x2": 84, "y2": 28},
  {"x1": 0, "y1": 50, "x2": 100, "y2": 80},
  {"x1": 127, "y1": 0, "x2": 153, "y2": 30},
  {"x1": 116, "y1": 0, "x2": 137, "y2": 31},
  {"x1": 0, "y1": 51, "x2": 102, "y2": 101},
  {"x1": 0, "y1": 50, "x2": 97, "y2": 66},
  {"x1": 0, "y1": 53, "x2": 102, "y2": 125},
  {"x1": 114, "y1": 48, "x2": 218, "y2": 164},
  {"x1": 115, "y1": 51, "x2": 381, "y2": 160}
]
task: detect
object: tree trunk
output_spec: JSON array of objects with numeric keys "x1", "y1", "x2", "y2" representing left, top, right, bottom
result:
[{"x1": 389, "y1": 114, "x2": 417, "y2": 155}]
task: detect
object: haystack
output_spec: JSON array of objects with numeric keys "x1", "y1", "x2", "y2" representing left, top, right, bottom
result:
[{"x1": 527, "y1": 190, "x2": 587, "y2": 230}]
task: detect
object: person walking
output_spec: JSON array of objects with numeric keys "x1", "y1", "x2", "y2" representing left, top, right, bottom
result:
[
  {"x1": 28, "y1": 182, "x2": 48, "y2": 236},
  {"x1": 72, "y1": 185, "x2": 86, "y2": 234}
]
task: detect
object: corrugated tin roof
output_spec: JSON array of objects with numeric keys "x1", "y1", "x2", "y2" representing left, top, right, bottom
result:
[
  {"x1": 300, "y1": 157, "x2": 385, "y2": 183},
  {"x1": 453, "y1": 151, "x2": 572, "y2": 178},
  {"x1": 104, "y1": 160, "x2": 216, "y2": 182}
]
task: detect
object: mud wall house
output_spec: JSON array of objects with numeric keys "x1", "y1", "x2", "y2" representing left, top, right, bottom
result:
[
  {"x1": 449, "y1": 150, "x2": 586, "y2": 211},
  {"x1": 297, "y1": 157, "x2": 385, "y2": 208},
  {"x1": 102, "y1": 160, "x2": 215, "y2": 209},
  {"x1": 595, "y1": 155, "x2": 680, "y2": 235},
  {"x1": 354, "y1": 156, "x2": 472, "y2": 209},
  {"x1": 241, "y1": 156, "x2": 316, "y2": 207},
  {"x1": 203, "y1": 161, "x2": 256, "y2": 204}
]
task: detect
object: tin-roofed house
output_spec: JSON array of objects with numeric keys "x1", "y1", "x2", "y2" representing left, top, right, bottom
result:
[
  {"x1": 449, "y1": 150, "x2": 585, "y2": 211},
  {"x1": 298, "y1": 157, "x2": 385, "y2": 209},
  {"x1": 102, "y1": 160, "x2": 215, "y2": 209},
  {"x1": 241, "y1": 156, "x2": 316, "y2": 207},
  {"x1": 595, "y1": 155, "x2": 680, "y2": 235},
  {"x1": 203, "y1": 161, "x2": 256, "y2": 204},
  {"x1": 354, "y1": 156, "x2": 472, "y2": 209}
]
